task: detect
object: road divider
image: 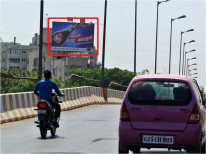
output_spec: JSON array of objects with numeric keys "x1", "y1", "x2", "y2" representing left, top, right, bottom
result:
[{"x1": 0, "y1": 86, "x2": 125, "y2": 124}]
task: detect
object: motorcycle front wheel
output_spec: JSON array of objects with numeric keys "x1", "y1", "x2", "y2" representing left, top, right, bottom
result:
[{"x1": 40, "y1": 120, "x2": 47, "y2": 139}]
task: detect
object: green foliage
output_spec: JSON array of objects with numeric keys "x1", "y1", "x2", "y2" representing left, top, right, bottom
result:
[
  {"x1": 64, "y1": 78, "x2": 99, "y2": 88},
  {"x1": 68, "y1": 68, "x2": 149, "y2": 90},
  {"x1": 53, "y1": 77, "x2": 64, "y2": 88},
  {"x1": 0, "y1": 68, "x2": 37, "y2": 94},
  {"x1": 0, "y1": 67, "x2": 149, "y2": 94}
]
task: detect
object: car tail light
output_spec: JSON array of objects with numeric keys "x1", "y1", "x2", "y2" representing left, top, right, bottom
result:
[
  {"x1": 188, "y1": 103, "x2": 200, "y2": 123},
  {"x1": 38, "y1": 102, "x2": 46, "y2": 108},
  {"x1": 120, "y1": 102, "x2": 130, "y2": 121}
]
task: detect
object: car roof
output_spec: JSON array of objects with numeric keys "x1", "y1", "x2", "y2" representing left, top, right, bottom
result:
[{"x1": 135, "y1": 74, "x2": 193, "y2": 81}]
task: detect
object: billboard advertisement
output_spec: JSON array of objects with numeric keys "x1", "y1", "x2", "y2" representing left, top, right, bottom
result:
[{"x1": 52, "y1": 21, "x2": 94, "y2": 52}]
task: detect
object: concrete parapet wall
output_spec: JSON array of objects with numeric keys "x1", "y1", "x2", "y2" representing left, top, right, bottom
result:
[
  {"x1": 0, "y1": 86, "x2": 124, "y2": 124},
  {"x1": 107, "y1": 88, "x2": 125, "y2": 104}
]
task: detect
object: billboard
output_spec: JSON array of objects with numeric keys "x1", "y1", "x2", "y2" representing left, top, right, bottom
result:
[{"x1": 52, "y1": 21, "x2": 94, "y2": 52}]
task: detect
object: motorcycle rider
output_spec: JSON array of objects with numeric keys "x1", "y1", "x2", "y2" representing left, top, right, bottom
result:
[{"x1": 34, "y1": 70, "x2": 63, "y2": 127}]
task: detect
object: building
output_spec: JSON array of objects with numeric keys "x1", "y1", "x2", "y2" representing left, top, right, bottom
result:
[
  {"x1": 1, "y1": 24, "x2": 99, "y2": 80},
  {"x1": 1, "y1": 42, "x2": 38, "y2": 70},
  {"x1": 29, "y1": 28, "x2": 98, "y2": 80}
]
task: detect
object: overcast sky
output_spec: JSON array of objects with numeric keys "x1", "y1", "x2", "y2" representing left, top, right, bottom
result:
[{"x1": 1, "y1": 0, "x2": 205, "y2": 88}]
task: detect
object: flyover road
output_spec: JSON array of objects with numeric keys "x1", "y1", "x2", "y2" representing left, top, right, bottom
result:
[{"x1": 1, "y1": 105, "x2": 186, "y2": 153}]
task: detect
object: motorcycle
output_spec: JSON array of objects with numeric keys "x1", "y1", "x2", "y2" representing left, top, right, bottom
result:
[{"x1": 34, "y1": 93, "x2": 63, "y2": 139}]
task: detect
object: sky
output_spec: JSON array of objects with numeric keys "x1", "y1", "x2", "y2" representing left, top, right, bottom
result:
[{"x1": 0, "y1": 0, "x2": 205, "y2": 88}]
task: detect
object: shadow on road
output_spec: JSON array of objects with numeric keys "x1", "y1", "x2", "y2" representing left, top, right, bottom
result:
[
  {"x1": 138, "y1": 149, "x2": 186, "y2": 153},
  {"x1": 32, "y1": 152, "x2": 84, "y2": 154},
  {"x1": 36, "y1": 135, "x2": 66, "y2": 140}
]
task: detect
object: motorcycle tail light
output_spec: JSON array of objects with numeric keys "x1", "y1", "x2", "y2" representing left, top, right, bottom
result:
[{"x1": 38, "y1": 102, "x2": 46, "y2": 108}]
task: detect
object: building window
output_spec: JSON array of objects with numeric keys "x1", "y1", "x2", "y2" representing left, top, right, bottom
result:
[
  {"x1": 2, "y1": 59, "x2": 5, "y2": 61},
  {"x1": 21, "y1": 59, "x2": 26, "y2": 62},
  {"x1": 10, "y1": 58, "x2": 20, "y2": 63},
  {"x1": 10, "y1": 66, "x2": 20, "y2": 69},
  {"x1": 3, "y1": 51, "x2": 5, "y2": 53},
  {"x1": 10, "y1": 50, "x2": 20, "y2": 54}
]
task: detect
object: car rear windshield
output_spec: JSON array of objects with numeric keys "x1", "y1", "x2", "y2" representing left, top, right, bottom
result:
[{"x1": 128, "y1": 80, "x2": 192, "y2": 106}]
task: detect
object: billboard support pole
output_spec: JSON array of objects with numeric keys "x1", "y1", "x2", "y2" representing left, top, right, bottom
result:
[
  {"x1": 101, "y1": 0, "x2": 107, "y2": 88},
  {"x1": 38, "y1": 0, "x2": 44, "y2": 81}
]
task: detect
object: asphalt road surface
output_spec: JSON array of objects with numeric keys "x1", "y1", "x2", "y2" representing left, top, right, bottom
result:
[{"x1": 1, "y1": 105, "x2": 186, "y2": 153}]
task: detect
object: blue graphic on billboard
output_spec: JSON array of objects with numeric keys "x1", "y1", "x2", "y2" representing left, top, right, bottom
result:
[{"x1": 52, "y1": 22, "x2": 94, "y2": 51}]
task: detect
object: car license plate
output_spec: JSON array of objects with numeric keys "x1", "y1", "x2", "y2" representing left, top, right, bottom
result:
[
  {"x1": 38, "y1": 109, "x2": 46, "y2": 114},
  {"x1": 142, "y1": 135, "x2": 174, "y2": 144}
]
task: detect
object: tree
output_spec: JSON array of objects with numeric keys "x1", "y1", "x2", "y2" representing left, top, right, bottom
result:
[
  {"x1": 0, "y1": 67, "x2": 149, "y2": 93},
  {"x1": 67, "y1": 68, "x2": 149, "y2": 90},
  {"x1": 0, "y1": 68, "x2": 37, "y2": 93}
]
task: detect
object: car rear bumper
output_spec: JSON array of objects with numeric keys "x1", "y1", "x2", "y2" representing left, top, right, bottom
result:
[{"x1": 119, "y1": 121, "x2": 202, "y2": 151}]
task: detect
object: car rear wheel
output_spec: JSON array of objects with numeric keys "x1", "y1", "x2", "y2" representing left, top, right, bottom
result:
[
  {"x1": 186, "y1": 142, "x2": 201, "y2": 153},
  {"x1": 133, "y1": 148, "x2": 141, "y2": 153},
  {"x1": 118, "y1": 142, "x2": 129, "y2": 154},
  {"x1": 201, "y1": 140, "x2": 205, "y2": 153}
]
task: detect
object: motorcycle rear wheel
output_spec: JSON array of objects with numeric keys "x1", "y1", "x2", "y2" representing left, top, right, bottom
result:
[{"x1": 40, "y1": 120, "x2": 47, "y2": 139}]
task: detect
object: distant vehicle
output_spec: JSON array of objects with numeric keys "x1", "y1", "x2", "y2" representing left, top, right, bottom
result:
[{"x1": 119, "y1": 74, "x2": 206, "y2": 153}]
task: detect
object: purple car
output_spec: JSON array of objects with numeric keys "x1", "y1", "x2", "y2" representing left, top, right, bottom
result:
[{"x1": 119, "y1": 74, "x2": 206, "y2": 153}]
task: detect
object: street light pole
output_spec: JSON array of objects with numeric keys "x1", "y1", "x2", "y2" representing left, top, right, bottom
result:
[
  {"x1": 182, "y1": 40, "x2": 195, "y2": 75},
  {"x1": 188, "y1": 63, "x2": 197, "y2": 69},
  {"x1": 169, "y1": 15, "x2": 186, "y2": 74},
  {"x1": 185, "y1": 57, "x2": 196, "y2": 75},
  {"x1": 168, "y1": 19, "x2": 173, "y2": 74},
  {"x1": 191, "y1": 73, "x2": 198, "y2": 76},
  {"x1": 182, "y1": 43, "x2": 186, "y2": 75},
  {"x1": 186, "y1": 59, "x2": 189, "y2": 76},
  {"x1": 155, "y1": 0, "x2": 170, "y2": 74},
  {"x1": 134, "y1": 0, "x2": 137, "y2": 76},
  {"x1": 179, "y1": 31, "x2": 183, "y2": 75},
  {"x1": 178, "y1": 29, "x2": 194, "y2": 75},
  {"x1": 154, "y1": 2, "x2": 159, "y2": 74},
  {"x1": 184, "y1": 49, "x2": 196, "y2": 75},
  {"x1": 101, "y1": 0, "x2": 107, "y2": 88},
  {"x1": 190, "y1": 68, "x2": 197, "y2": 71},
  {"x1": 189, "y1": 68, "x2": 197, "y2": 76},
  {"x1": 38, "y1": 0, "x2": 44, "y2": 81}
]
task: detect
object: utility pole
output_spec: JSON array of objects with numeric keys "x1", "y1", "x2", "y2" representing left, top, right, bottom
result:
[{"x1": 38, "y1": 0, "x2": 44, "y2": 81}]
